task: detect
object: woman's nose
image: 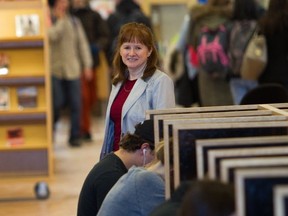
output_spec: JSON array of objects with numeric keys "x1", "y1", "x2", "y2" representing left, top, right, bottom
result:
[{"x1": 128, "y1": 48, "x2": 136, "y2": 55}]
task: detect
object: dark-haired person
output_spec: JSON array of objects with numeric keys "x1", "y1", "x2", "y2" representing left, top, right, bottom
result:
[
  {"x1": 70, "y1": 0, "x2": 110, "y2": 141},
  {"x1": 105, "y1": 0, "x2": 152, "y2": 66},
  {"x1": 47, "y1": 0, "x2": 93, "y2": 147},
  {"x1": 97, "y1": 141, "x2": 169, "y2": 216},
  {"x1": 100, "y1": 22, "x2": 175, "y2": 159},
  {"x1": 257, "y1": 0, "x2": 288, "y2": 92},
  {"x1": 77, "y1": 120, "x2": 157, "y2": 216},
  {"x1": 178, "y1": 180, "x2": 235, "y2": 216}
]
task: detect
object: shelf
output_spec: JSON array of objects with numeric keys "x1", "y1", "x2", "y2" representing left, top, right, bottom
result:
[
  {"x1": 0, "y1": 37, "x2": 44, "y2": 49},
  {"x1": 0, "y1": 112, "x2": 46, "y2": 123},
  {"x1": 0, "y1": 76, "x2": 45, "y2": 86},
  {"x1": 0, "y1": 145, "x2": 48, "y2": 151},
  {"x1": 0, "y1": 0, "x2": 42, "y2": 9}
]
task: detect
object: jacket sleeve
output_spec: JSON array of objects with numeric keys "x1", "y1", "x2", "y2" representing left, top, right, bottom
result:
[
  {"x1": 152, "y1": 72, "x2": 176, "y2": 109},
  {"x1": 75, "y1": 18, "x2": 93, "y2": 70}
]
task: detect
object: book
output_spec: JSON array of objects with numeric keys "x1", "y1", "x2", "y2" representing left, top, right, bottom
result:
[
  {"x1": 0, "y1": 87, "x2": 9, "y2": 110},
  {"x1": 6, "y1": 127, "x2": 24, "y2": 146},
  {"x1": 15, "y1": 14, "x2": 40, "y2": 37},
  {"x1": 0, "y1": 53, "x2": 9, "y2": 75},
  {"x1": 17, "y1": 86, "x2": 37, "y2": 109}
]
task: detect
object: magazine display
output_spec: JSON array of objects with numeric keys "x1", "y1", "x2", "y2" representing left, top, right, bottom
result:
[{"x1": 15, "y1": 14, "x2": 39, "y2": 37}]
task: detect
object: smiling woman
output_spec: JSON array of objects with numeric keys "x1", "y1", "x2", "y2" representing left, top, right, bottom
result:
[{"x1": 100, "y1": 22, "x2": 176, "y2": 159}]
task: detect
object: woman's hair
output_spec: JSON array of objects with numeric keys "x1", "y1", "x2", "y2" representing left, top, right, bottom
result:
[
  {"x1": 258, "y1": 0, "x2": 288, "y2": 34},
  {"x1": 119, "y1": 133, "x2": 155, "y2": 152},
  {"x1": 231, "y1": 0, "x2": 258, "y2": 20},
  {"x1": 111, "y1": 22, "x2": 159, "y2": 85},
  {"x1": 178, "y1": 180, "x2": 235, "y2": 216}
]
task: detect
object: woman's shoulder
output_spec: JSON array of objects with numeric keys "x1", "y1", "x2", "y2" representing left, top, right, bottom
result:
[{"x1": 148, "y1": 69, "x2": 173, "y2": 83}]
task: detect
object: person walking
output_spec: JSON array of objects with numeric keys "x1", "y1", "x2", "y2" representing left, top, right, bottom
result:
[
  {"x1": 70, "y1": 0, "x2": 110, "y2": 141},
  {"x1": 48, "y1": 0, "x2": 93, "y2": 147}
]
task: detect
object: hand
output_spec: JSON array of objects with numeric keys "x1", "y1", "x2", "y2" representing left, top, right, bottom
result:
[
  {"x1": 83, "y1": 68, "x2": 93, "y2": 81},
  {"x1": 46, "y1": 8, "x2": 52, "y2": 28}
]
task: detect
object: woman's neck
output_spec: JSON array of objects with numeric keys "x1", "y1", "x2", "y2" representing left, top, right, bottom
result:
[{"x1": 128, "y1": 63, "x2": 147, "y2": 80}]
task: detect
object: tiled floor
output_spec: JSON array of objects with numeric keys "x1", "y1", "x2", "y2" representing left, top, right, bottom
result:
[{"x1": 0, "y1": 116, "x2": 105, "y2": 216}]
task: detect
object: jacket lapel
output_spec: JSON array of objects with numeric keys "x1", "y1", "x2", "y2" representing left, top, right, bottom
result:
[{"x1": 122, "y1": 78, "x2": 147, "y2": 118}]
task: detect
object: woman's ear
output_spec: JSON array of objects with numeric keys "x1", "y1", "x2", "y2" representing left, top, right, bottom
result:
[{"x1": 148, "y1": 50, "x2": 152, "y2": 57}]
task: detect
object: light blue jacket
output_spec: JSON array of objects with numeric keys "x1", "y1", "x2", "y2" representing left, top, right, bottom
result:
[
  {"x1": 100, "y1": 69, "x2": 175, "y2": 159},
  {"x1": 97, "y1": 166, "x2": 165, "y2": 216}
]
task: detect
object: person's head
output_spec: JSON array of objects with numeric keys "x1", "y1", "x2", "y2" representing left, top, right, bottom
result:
[
  {"x1": 112, "y1": 22, "x2": 158, "y2": 85},
  {"x1": 178, "y1": 180, "x2": 235, "y2": 216},
  {"x1": 231, "y1": 0, "x2": 258, "y2": 20},
  {"x1": 117, "y1": 119, "x2": 158, "y2": 167},
  {"x1": 71, "y1": 0, "x2": 89, "y2": 9},
  {"x1": 259, "y1": 0, "x2": 288, "y2": 34},
  {"x1": 49, "y1": 0, "x2": 69, "y2": 9}
]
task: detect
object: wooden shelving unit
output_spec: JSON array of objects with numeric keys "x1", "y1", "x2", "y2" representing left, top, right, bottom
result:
[{"x1": 0, "y1": 0, "x2": 53, "y2": 199}]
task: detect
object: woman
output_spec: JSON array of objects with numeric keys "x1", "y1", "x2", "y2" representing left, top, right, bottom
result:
[
  {"x1": 258, "y1": 0, "x2": 288, "y2": 91},
  {"x1": 100, "y1": 22, "x2": 175, "y2": 159}
]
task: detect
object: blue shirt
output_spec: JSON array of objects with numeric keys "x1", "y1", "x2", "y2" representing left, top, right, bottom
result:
[{"x1": 97, "y1": 166, "x2": 165, "y2": 216}]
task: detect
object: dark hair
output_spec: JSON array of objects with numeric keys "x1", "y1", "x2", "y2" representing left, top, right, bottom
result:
[
  {"x1": 178, "y1": 180, "x2": 235, "y2": 216},
  {"x1": 232, "y1": 0, "x2": 258, "y2": 20},
  {"x1": 112, "y1": 22, "x2": 159, "y2": 85},
  {"x1": 258, "y1": 0, "x2": 288, "y2": 34},
  {"x1": 207, "y1": 0, "x2": 231, "y2": 6},
  {"x1": 119, "y1": 133, "x2": 155, "y2": 152}
]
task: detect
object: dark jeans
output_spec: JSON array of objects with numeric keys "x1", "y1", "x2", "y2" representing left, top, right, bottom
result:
[{"x1": 52, "y1": 76, "x2": 81, "y2": 141}]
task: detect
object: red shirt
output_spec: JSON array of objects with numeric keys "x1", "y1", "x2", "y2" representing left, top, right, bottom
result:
[{"x1": 110, "y1": 79, "x2": 137, "y2": 151}]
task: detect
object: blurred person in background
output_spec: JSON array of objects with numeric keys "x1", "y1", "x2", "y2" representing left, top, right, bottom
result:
[
  {"x1": 48, "y1": 0, "x2": 93, "y2": 147},
  {"x1": 105, "y1": 0, "x2": 153, "y2": 70},
  {"x1": 187, "y1": 0, "x2": 234, "y2": 106},
  {"x1": 257, "y1": 0, "x2": 288, "y2": 92},
  {"x1": 70, "y1": 0, "x2": 110, "y2": 141}
]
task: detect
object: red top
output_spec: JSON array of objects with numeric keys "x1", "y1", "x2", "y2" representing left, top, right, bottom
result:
[{"x1": 110, "y1": 79, "x2": 137, "y2": 151}]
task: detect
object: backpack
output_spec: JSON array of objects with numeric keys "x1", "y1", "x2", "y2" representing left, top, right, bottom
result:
[
  {"x1": 229, "y1": 20, "x2": 257, "y2": 76},
  {"x1": 196, "y1": 24, "x2": 230, "y2": 77}
]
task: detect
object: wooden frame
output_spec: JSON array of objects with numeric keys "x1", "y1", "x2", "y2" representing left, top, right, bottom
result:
[
  {"x1": 147, "y1": 103, "x2": 288, "y2": 144},
  {"x1": 196, "y1": 135, "x2": 288, "y2": 179},
  {"x1": 235, "y1": 167, "x2": 288, "y2": 216},
  {"x1": 207, "y1": 147, "x2": 288, "y2": 180},
  {"x1": 273, "y1": 185, "x2": 288, "y2": 216},
  {"x1": 163, "y1": 120, "x2": 288, "y2": 198},
  {"x1": 146, "y1": 104, "x2": 288, "y2": 198},
  {"x1": 220, "y1": 156, "x2": 288, "y2": 183}
]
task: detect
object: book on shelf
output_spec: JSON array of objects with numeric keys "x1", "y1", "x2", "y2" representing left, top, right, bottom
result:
[
  {"x1": 0, "y1": 87, "x2": 9, "y2": 110},
  {"x1": 17, "y1": 86, "x2": 37, "y2": 109},
  {"x1": 15, "y1": 14, "x2": 40, "y2": 37},
  {"x1": 6, "y1": 127, "x2": 24, "y2": 146},
  {"x1": 0, "y1": 53, "x2": 9, "y2": 76}
]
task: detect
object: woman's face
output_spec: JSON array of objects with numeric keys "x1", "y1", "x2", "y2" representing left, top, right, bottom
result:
[{"x1": 120, "y1": 41, "x2": 151, "y2": 72}]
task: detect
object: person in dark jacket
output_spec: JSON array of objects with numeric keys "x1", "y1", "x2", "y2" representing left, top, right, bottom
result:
[
  {"x1": 77, "y1": 119, "x2": 157, "y2": 216},
  {"x1": 258, "y1": 0, "x2": 288, "y2": 92},
  {"x1": 71, "y1": 0, "x2": 110, "y2": 140},
  {"x1": 105, "y1": 0, "x2": 152, "y2": 66}
]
